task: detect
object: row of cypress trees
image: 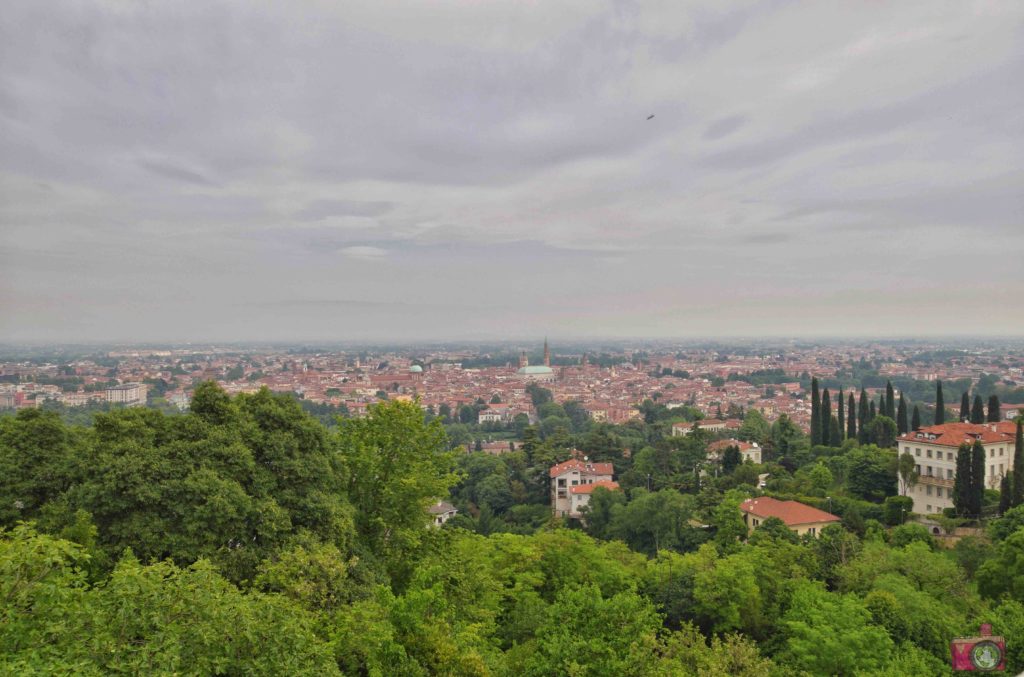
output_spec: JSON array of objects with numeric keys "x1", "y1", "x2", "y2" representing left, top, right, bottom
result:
[
  {"x1": 810, "y1": 377, "x2": 910, "y2": 447},
  {"x1": 934, "y1": 379, "x2": 1001, "y2": 426}
]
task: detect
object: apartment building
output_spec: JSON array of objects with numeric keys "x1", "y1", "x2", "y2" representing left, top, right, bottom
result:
[
  {"x1": 550, "y1": 458, "x2": 615, "y2": 518},
  {"x1": 898, "y1": 421, "x2": 1017, "y2": 515}
]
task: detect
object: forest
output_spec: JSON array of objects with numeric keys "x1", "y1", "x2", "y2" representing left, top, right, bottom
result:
[{"x1": 2, "y1": 382, "x2": 1023, "y2": 675}]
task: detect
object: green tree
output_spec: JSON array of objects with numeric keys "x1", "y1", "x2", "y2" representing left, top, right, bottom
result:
[
  {"x1": 988, "y1": 394, "x2": 1001, "y2": 423},
  {"x1": 1014, "y1": 420, "x2": 1024, "y2": 508},
  {"x1": 810, "y1": 378, "x2": 821, "y2": 446},
  {"x1": 885, "y1": 381, "x2": 895, "y2": 419},
  {"x1": 970, "y1": 440, "x2": 985, "y2": 518},
  {"x1": 977, "y1": 529, "x2": 1024, "y2": 601},
  {"x1": 935, "y1": 380, "x2": 945, "y2": 425},
  {"x1": 897, "y1": 453, "x2": 919, "y2": 497},
  {"x1": 779, "y1": 580, "x2": 893, "y2": 675},
  {"x1": 336, "y1": 399, "x2": 458, "y2": 572},
  {"x1": 858, "y1": 390, "x2": 869, "y2": 444},
  {"x1": 911, "y1": 405, "x2": 921, "y2": 431},
  {"x1": 722, "y1": 445, "x2": 741, "y2": 475},
  {"x1": 953, "y1": 443, "x2": 973, "y2": 517},
  {"x1": 847, "y1": 392, "x2": 857, "y2": 440},
  {"x1": 738, "y1": 409, "x2": 770, "y2": 445},
  {"x1": 971, "y1": 395, "x2": 985, "y2": 424},
  {"x1": 897, "y1": 393, "x2": 908, "y2": 435},
  {"x1": 837, "y1": 388, "x2": 846, "y2": 443},
  {"x1": 869, "y1": 415, "x2": 898, "y2": 448},
  {"x1": 820, "y1": 388, "x2": 832, "y2": 446},
  {"x1": 960, "y1": 391, "x2": 971, "y2": 423}
]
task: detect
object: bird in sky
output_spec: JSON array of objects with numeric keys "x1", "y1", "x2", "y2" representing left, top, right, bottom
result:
[{"x1": 647, "y1": 114, "x2": 655, "y2": 120}]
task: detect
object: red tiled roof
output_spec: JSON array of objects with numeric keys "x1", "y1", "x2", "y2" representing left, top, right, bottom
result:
[
  {"x1": 740, "y1": 497, "x2": 839, "y2": 526},
  {"x1": 708, "y1": 439, "x2": 757, "y2": 453},
  {"x1": 570, "y1": 480, "x2": 620, "y2": 495},
  {"x1": 549, "y1": 459, "x2": 614, "y2": 478},
  {"x1": 897, "y1": 421, "x2": 1016, "y2": 448}
]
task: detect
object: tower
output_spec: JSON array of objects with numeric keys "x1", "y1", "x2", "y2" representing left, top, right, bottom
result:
[
  {"x1": 519, "y1": 351, "x2": 528, "y2": 368},
  {"x1": 544, "y1": 337, "x2": 551, "y2": 367}
]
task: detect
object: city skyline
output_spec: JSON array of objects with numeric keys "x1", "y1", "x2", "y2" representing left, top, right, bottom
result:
[{"x1": 2, "y1": 2, "x2": 1023, "y2": 342}]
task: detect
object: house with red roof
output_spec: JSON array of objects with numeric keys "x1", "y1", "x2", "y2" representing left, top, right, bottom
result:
[
  {"x1": 897, "y1": 421, "x2": 1018, "y2": 515},
  {"x1": 740, "y1": 497, "x2": 839, "y2": 538},
  {"x1": 550, "y1": 458, "x2": 615, "y2": 518}
]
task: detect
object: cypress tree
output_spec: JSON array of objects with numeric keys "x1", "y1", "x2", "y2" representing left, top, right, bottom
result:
[
  {"x1": 960, "y1": 392, "x2": 970, "y2": 422},
  {"x1": 847, "y1": 392, "x2": 857, "y2": 440},
  {"x1": 897, "y1": 393, "x2": 908, "y2": 435},
  {"x1": 858, "y1": 390, "x2": 869, "y2": 444},
  {"x1": 971, "y1": 395, "x2": 985, "y2": 425},
  {"x1": 987, "y1": 395, "x2": 1001, "y2": 423},
  {"x1": 878, "y1": 393, "x2": 886, "y2": 421},
  {"x1": 1012, "y1": 420, "x2": 1023, "y2": 508},
  {"x1": 830, "y1": 415, "x2": 841, "y2": 447},
  {"x1": 821, "y1": 389, "x2": 832, "y2": 446},
  {"x1": 935, "y1": 380, "x2": 945, "y2": 425},
  {"x1": 970, "y1": 440, "x2": 986, "y2": 518},
  {"x1": 885, "y1": 381, "x2": 895, "y2": 419},
  {"x1": 810, "y1": 378, "x2": 821, "y2": 446},
  {"x1": 911, "y1": 405, "x2": 921, "y2": 431},
  {"x1": 837, "y1": 389, "x2": 845, "y2": 443},
  {"x1": 953, "y1": 443, "x2": 972, "y2": 517},
  {"x1": 869, "y1": 400, "x2": 876, "y2": 422},
  {"x1": 1000, "y1": 473, "x2": 1013, "y2": 515}
]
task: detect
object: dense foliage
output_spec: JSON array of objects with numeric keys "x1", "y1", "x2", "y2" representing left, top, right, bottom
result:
[{"x1": 2, "y1": 383, "x2": 1023, "y2": 675}]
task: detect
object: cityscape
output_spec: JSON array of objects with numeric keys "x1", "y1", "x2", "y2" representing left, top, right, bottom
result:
[{"x1": 2, "y1": 0, "x2": 1023, "y2": 674}]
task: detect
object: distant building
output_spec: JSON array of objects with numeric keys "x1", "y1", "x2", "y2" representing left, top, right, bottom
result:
[
  {"x1": 427, "y1": 500, "x2": 458, "y2": 527},
  {"x1": 707, "y1": 439, "x2": 762, "y2": 464},
  {"x1": 550, "y1": 458, "x2": 615, "y2": 518},
  {"x1": 671, "y1": 419, "x2": 740, "y2": 437},
  {"x1": 897, "y1": 421, "x2": 1018, "y2": 515},
  {"x1": 740, "y1": 497, "x2": 839, "y2": 537},
  {"x1": 105, "y1": 383, "x2": 147, "y2": 407}
]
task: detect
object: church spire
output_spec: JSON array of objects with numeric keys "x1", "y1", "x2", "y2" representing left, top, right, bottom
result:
[{"x1": 543, "y1": 337, "x2": 550, "y2": 367}]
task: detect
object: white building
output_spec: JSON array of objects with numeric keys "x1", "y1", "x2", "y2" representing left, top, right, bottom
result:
[
  {"x1": 105, "y1": 383, "x2": 147, "y2": 407},
  {"x1": 898, "y1": 421, "x2": 1018, "y2": 515},
  {"x1": 707, "y1": 439, "x2": 762, "y2": 464},
  {"x1": 550, "y1": 458, "x2": 615, "y2": 518},
  {"x1": 427, "y1": 501, "x2": 458, "y2": 527}
]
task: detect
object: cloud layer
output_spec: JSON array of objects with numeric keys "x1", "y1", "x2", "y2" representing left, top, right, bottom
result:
[{"x1": 1, "y1": 1, "x2": 1022, "y2": 341}]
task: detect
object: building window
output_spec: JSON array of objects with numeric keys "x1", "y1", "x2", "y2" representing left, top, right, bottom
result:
[
  {"x1": 808, "y1": 528, "x2": 815, "y2": 536},
  {"x1": 947, "y1": 469, "x2": 953, "y2": 479},
  {"x1": 915, "y1": 465, "x2": 921, "y2": 474},
  {"x1": 915, "y1": 448, "x2": 921, "y2": 456},
  {"x1": 936, "y1": 487, "x2": 943, "y2": 498},
  {"x1": 948, "y1": 452, "x2": 954, "y2": 461},
  {"x1": 927, "y1": 449, "x2": 933, "y2": 458},
  {"x1": 990, "y1": 449, "x2": 995, "y2": 458},
  {"x1": 926, "y1": 485, "x2": 932, "y2": 496},
  {"x1": 926, "y1": 466, "x2": 933, "y2": 477},
  {"x1": 991, "y1": 465, "x2": 995, "y2": 477},
  {"x1": 927, "y1": 505, "x2": 932, "y2": 512}
]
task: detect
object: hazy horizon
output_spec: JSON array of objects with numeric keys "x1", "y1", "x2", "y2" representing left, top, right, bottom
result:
[{"x1": 2, "y1": 2, "x2": 1023, "y2": 342}]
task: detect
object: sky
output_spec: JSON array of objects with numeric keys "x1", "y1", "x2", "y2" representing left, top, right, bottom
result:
[{"x1": 1, "y1": 1, "x2": 1022, "y2": 343}]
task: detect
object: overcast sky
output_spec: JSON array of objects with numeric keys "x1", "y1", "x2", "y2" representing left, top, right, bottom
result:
[{"x1": 1, "y1": 1, "x2": 1022, "y2": 343}]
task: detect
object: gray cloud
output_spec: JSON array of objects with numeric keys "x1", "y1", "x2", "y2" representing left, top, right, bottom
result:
[{"x1": 1, "y1": 1, "x2": 1022, "y2": 341}]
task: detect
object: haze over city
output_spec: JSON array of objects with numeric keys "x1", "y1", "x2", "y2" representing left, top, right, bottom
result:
[{"x1": 2, "y1": 1, "x2": 1023, "y2": 342}]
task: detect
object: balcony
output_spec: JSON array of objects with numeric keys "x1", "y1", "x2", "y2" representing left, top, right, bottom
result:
[{"x1": 918, "y1": 474, "x2": 954, "y2": 488}]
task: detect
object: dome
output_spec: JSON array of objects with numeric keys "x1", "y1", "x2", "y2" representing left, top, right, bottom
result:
[
  {"x1": 409, "y1": 365, "x2": 423, "y2": 373},
  {"x1": 517, "y1": 365, "x2": 554, "y2": 375}
]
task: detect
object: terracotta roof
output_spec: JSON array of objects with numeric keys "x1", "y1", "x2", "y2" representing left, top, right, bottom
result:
[
  {"x1": 897, "y1": 421, "x2": 1016, "y2": 448},
  {"x1": 740, "y1": 497, "x2": 839, "y2": 526},
  {"x1": 549, "y1": 458, "x2": 614, "y2": 478},
  {"x1": 427, "y1": 501, "x2": 457, "y2": 514},
  {"x1": 708, "y1": 439, "x2": 758, "y2": 453},
  {"x1": 570, "y1": 480, "x2": 620, "y2": 495}
]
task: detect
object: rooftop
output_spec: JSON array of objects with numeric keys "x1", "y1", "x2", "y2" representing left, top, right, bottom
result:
[{"x1": 740, "y1": 497, "x2": 840, "y2": 526}]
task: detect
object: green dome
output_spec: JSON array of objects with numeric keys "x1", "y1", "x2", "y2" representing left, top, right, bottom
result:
[
  {"x1": 409, "y1": 365, "x2": 423, "y2": 373},
  {"x1": 517, "y1": 365, "x2": 554, "y2": 375}
]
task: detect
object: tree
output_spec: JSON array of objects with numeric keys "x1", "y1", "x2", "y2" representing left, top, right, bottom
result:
[
  {"x1": 779, "y1": 580, "x2": 893, "y2": 675},
  {"x1": 911, "y1": 405, "x2": 921, "y2": 431},
  {"x1": 869, "y1": 416, "x2": 898, "y2": 448},
  {"x1": 934, "y1": 380, "x2": 945, "y2": 425},
  {"x1": 857, "y1": 390, "x2": 869, "y2": 444},
  {"x1": 845, "y1": 445, "x2": 897, "y2": 501},
  {"x1": 847, "y1": 392, "x2": 857, "y2": 441},
  {"x1": 953, "y1": 443, "x2": 973, "y2": 517},
  {"x1": 810, "y1": 378, "x2": 821, "y2": 447},
  {"x1": 976, "y1": 530, "x2": 1024, "y2": 602},
  {"x1": 722, "y1": 445, "x2": 742, "y2": 475},
  {"x1": 999, "y1": 473, "x2": 1013, "y2": 515},
  {"x1": 885, "y1": 381, "x2": 895, "y2": 420},
  {"x1": 837, "y1": 389, "x2": 846, "y2": 443},
  {"x1": 820, "y1": 389, "x2": 832, "y2": 447},
  {"x1": 960, "y1": 391, "x2": 971, "y2": 423},
  {"x1": 988, "y1": 395, "x2": 1001, "y2": 423},
  {"x1": 337, "y1": 399, "x2": 458, "y2": 570},
  {"x1": 1014, "y1": 420, "x2": 1024, "y2": 508},
  {"x1": 897, "y1": 453, "x2": 919, "y2": 497},
  {"x1": 738, "y1": 409, "x2": 770, "y2": 444},
  {"x1": 970, "y1": 440, "x2": 985, "y2": 518},
  {"x1": 971, "y1": 395, "x2": 985, "y2": 425},
  {"x1": 897, "y1": 393, "x2": 908, "y2": 435}
]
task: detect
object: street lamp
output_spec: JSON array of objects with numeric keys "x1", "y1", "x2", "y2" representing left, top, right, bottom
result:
[{"x1": 826, "y1": 496, "x2": 833, "y2": 515}]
